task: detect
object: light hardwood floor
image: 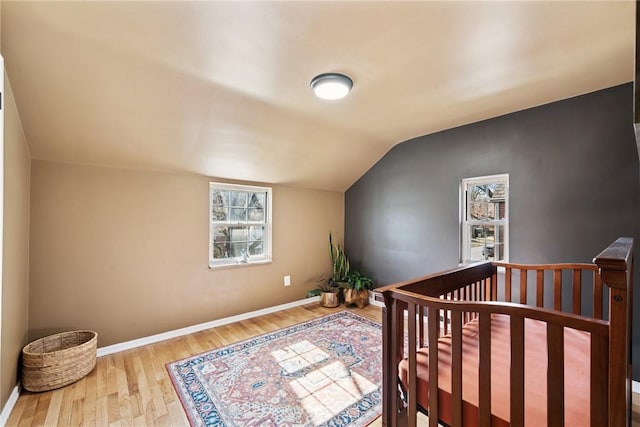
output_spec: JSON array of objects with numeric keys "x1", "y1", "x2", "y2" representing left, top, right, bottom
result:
[
  {"x1": 7, "y1": 304, "x2": 380, "y2": 426},
  {"x1": 6, "y1": 303, "x2": 640, "y2": 426}
]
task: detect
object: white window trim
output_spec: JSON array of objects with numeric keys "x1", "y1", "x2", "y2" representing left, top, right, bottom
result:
[
  {"x1": 459, "y1": 174, "x2": 509, "y2": 263},
  {"x1": 209, "y1": 182, "x2": 272, "y2": 269}
]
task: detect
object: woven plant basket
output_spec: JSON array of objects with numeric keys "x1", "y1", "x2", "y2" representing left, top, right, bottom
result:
[{"x1": 22, "y1": 330, "x2": 98, "y2": 392}]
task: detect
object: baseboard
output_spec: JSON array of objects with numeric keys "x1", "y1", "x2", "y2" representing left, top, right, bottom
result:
[
  {"x1": 634, "y1": 380, "x2": 640, "y2": 394},
  {"x1": 0, "y1": 383, "x2": 20, "y2": 426},
  {"x1": 368, "y1": 290, "x2": 384, "y2": 307},
  {"x1": 97, "y1": 296, "x2": 320, "y2": 357}
]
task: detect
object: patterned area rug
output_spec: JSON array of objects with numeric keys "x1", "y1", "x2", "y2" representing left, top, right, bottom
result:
[{"x1": 167, "y1": 311, "x2": 382, "y2": 427}]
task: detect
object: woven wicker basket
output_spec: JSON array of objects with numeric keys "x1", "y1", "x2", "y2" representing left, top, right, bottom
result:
[{"x1": 22, "y1": 330, "x2": 98, "y2": 392}]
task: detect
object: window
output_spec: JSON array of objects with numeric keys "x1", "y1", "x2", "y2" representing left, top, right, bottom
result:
[
  {"x1": 460, "y1": 174, "x2": 508, "y2": 262},
  {"x1": 209, "y1": 182, "x2": 272, "y2": 268}
]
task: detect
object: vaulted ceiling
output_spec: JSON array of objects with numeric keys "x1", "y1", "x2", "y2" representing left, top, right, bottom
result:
[{"x1": 2, "y1": 1, "x2": 634, "y2": 191}]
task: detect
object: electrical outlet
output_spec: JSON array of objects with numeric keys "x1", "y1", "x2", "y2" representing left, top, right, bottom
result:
[{"x1": 284, "y1": 275, "x2": 291, "y2": 286}]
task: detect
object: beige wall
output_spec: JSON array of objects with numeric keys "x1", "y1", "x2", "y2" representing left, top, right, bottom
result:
[
  {"x1": 1, "y1": 73, "x2": 30, "y2": 408},
  {"x1": 29, "y1": 161, "x2": 344, "y2": 346}
]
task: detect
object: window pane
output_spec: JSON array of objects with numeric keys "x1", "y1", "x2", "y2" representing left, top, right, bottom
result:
[
  {"x1": 230, "y1": 226, "x2": 248, "y2": 257},
  {"x1": 248, "y1": 224, "x2": 264, "y2": 257},
  {"x1": 212, "y1": 207, "x2": 228, "y2": 221},
  {"x1": 494, "y1": 225, "x2": 505, "y2": 260},
  {"x1": 213, "y1": 242, "x2": 230, "y2": 259},
  {"x1": 211, "y1": 190, "x2": 228, "y2": 207},
  {"x1": 468, "y1": 184, "x2": 506, "y2": 220},
  {"x1": 230, "y1": 208, "x2": 247, "y2": 222},
  {"x1": 249, "y1": 225, "x2": 263, "y2": 241},
  {"x1": 487, "y1": 202, "x2": 497, "y2": 220},
  {"x1": 248, "y1": 241, "x2": 263, "y2": 256},
  {"x1": 248, "y1": 208, "x2": 264, "y2": 222},
  {"x1": 213, "y1": 226, "x2": 230, "y2": 259},
  {"x1": 229, "y1": 226, "x2": 248, "y2": 243},
  {"x1": 469, "y1": 225, "x2": 485, "y2": 261},
  {"x1": 493, "y1": 202, "x2": 506, "y2": 220},
  {"x1": 468, "y1": 224, "x2": 505, "y2": 261},
  {"x1": 491, "y1": 184, "x2": 506, "y2": 220},
  {"x1": 468, "y1": 202, "x2": 488, "y2": 220},
  {"x1": 469, "y1": 224, "x2": 505, "y2": 261},
  {"x1": 229, "y1": 192, "x2": 248, "y2": 207},
  {"x1": 211, "y1": 190, "x2": 229, "y2": 221},
  {"x1": 214, "y1": 225, "x2": 229, "y2": 238},
  {"x1": 249, "y1": 193, "x2": 266, "y2": 208},
  {"x1": 469, "y1": 185, "x2": 490, "y2": 202},
  {"x1": 230, "y1": 242, "x2": 247, "y2": 257}
]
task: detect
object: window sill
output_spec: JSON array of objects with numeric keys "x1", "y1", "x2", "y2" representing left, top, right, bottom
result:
[{"x1": 208, "y1": 259, "x2": 272, "y2": 271}]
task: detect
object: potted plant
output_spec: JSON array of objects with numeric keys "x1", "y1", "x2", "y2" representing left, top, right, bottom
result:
[
  {"x1": 318, "y1": 280, "x2": 341, "y2": 308},
  {"x1": 329, "y1": 232, "x2": 349, "y2": 284},
  {"x1": 319, "y1": 232, "x2": 350, "y2": 308},
  {"x1": 343, "y1": 270, "x2": 374, "y2": 308}
]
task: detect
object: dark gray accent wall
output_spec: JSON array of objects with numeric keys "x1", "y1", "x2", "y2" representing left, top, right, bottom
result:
[{"x1": 345, "y1": 83, "x2": 640, "y2": 379}]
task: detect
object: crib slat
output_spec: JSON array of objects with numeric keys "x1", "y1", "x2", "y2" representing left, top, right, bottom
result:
[
  {"x1": 417, "y1": 306, "x2": 422, "y2": 348},
  {"x1": 536, "y1": 269, "x2": 544, "y2": 307},
  {"x1": 473, "y1": 282, "x2": 479, "y2": 319},
  {"x1": 420, "y1": 306, "x2": 429, "y2": 347},
  {"x1": 408, "y1": 303, "x2": 417, "y2": 427},
  {"x1": 547, "y1": 323, "x2": 564, "y2": 426},
  {"x1": 463, "y1": 286, "x2": 468, "y2": 323},
  {"x1": 471, "y1": 281, "x2": 476, "y2": 302},
  {"x1": 419, "y1": 306, "x2": 426, "y2": 348},
  {"x1": 491, "y1": 270, "x2": 497, "y2": 301},
  {"x1": 478, "y1": 312, "x2": 491, "y2": 427},
  {"x1": 591, "y1": 332, "x2": 608, "y2": 426},
  {"x1": 443, "y1": 301, "x2": 449, "y2": 335},
  {"x1": 428, "y1": 306, "x2": 439, "y2": 427},
  {"x1": 553, "y1": 269, "x2": 562, "y2": 311},
  {"x1": 593, "y1": 271, "x2": 603, "y2": 320},
  {"x1": 451, "y1": 311, "x2": 463, "y2": 427},
  {"x1": 505, "y1": 267, "x2": 512, "y2": 302},
  {"x1": 520, "y1": 270, "x2": 527, "y2": 304},
  {"x1": 383, "y1": 299, "x2": 399, "y2": 427},
  {"x1": 510, "y1": 316, "x2": 525, "y2": 427},
  {"x1": 573, "y1": 269, "x2": 582, "y2": 315},
  {"x1": 384, "y1": 302, "x2": 393, "y2": 427}
]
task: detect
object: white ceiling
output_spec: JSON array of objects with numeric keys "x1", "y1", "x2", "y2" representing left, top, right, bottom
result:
[{"x1": 2, "y1": 1, "x2": 635, "y2": 192}]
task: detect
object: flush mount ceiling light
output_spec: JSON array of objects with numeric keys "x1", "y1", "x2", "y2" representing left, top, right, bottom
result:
[{"x1": 310, "y1": 73, "x2": 353, "y2": 100}]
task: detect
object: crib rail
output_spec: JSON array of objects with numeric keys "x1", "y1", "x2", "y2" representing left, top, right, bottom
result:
[
  {"x1": 394, "y1": 291, "x2": 609, "y2": 427},
  {"x1": 376, "y1": 237, "x2": 633, "y2": 427},
  {"x1": 492, "y1": 262, "x2": 603, "y2": 318}
]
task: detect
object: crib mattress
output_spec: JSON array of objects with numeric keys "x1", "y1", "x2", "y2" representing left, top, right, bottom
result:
[{"x1": 398, "y1": 313, "x2": 592, "y2": 426}]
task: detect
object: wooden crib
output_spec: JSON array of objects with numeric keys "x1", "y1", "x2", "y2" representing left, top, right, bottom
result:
[{"x1": 375, "y1": 237, "x2": 633, "y2": 427}]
